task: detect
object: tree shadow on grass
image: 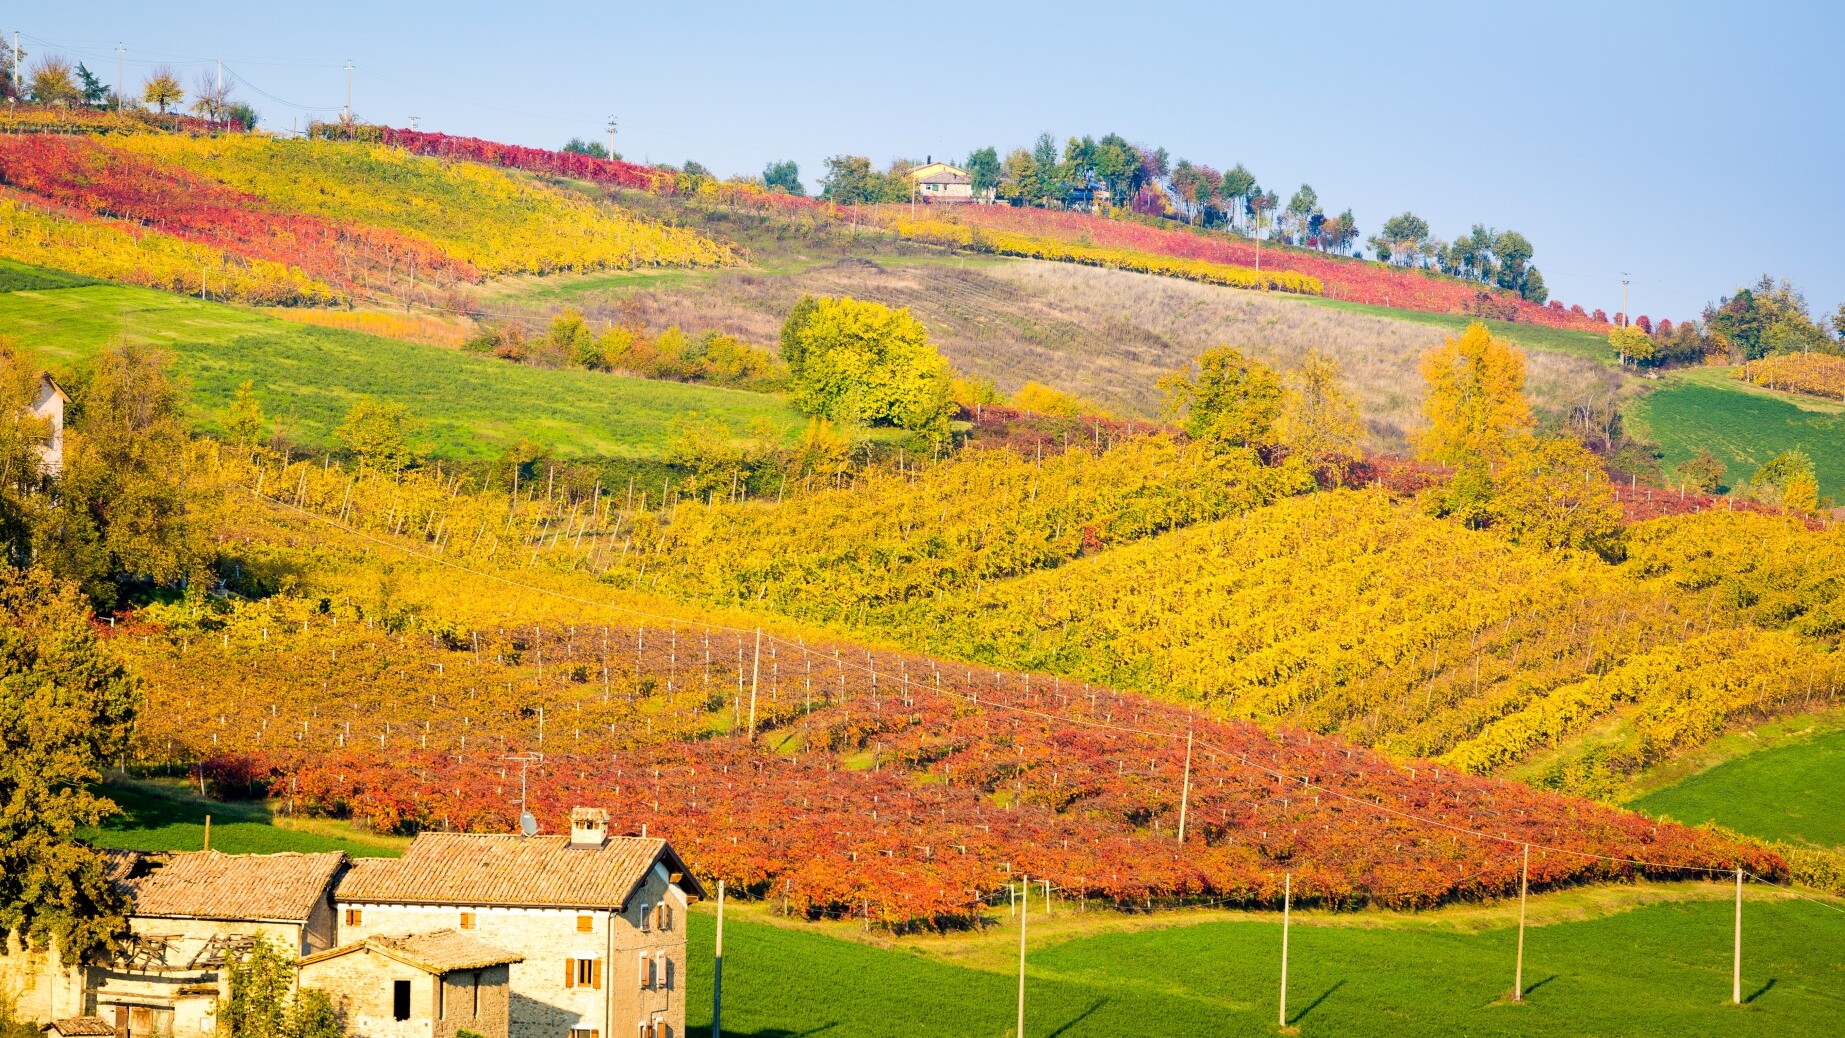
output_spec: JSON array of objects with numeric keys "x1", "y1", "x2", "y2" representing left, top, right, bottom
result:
[
  {"x1": 1046, "y1": 997, "x2": 1108, "y2": 1038},
  {"x1": 1288, "y1": 979, "x2": 1345, "y2": 1026},
  {"x1": 1746, "y1": 978, "x2": 1778, "y2": 1004},
  {"x1": 718, "y1": 1024, "x2": 838, "y2": 1038}
]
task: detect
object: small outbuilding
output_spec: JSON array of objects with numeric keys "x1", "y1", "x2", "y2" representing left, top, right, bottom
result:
[
  {"x1": 297, "y1": 930, "x2": 522, "y2": 1038},
  {"x1": 39, "y1": 1018, "x2": 116, "y2": 1038}
]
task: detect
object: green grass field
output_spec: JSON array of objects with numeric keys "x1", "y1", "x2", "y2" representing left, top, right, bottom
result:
[
  {"x1": 1631, "y1": 728, "x2": 1845, "y2": 852},
  {"x1": 79, "y1": 778, "x2": 405, "y2": 857},
  {"x1": 1626, "y1": 366, "x2": 1845, "y2": 498},
  {"x1": 1302, "y1": 298, "x2": 1615, "y2": 364},
  {"x1": 0, "y1": 261, "x2": 810, "y2": 465},
  {"x1": 83, "y1": 773, "x2": 1844, "y2": 1036},
  {"x1": 682, "y1": 893, "x2": 1844, "y2": 1037}
]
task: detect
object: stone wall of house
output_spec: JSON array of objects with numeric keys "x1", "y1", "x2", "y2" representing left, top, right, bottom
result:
[
  {"x1": 298, "y1": 948, "x2": 436, "y2": 1038},
  {"x1": 434, "y1": 965, "x2": 511, "y2": 1038},
  {"x1": 0, "y1": 933, "x2": 81, "y2": 1025},
  {"x1": 337, "y1": 869, "x2": 692, "y2": 1038},
  {"x1": 605, "y1": 865, "x2": 689, "y2": 1038}
]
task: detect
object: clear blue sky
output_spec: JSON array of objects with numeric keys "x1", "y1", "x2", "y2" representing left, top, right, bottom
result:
[{"x1": 16, "y1": 0, "x2": 1843, "y2": 323}]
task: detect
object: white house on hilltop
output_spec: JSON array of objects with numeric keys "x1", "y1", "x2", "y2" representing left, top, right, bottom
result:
[{"x1": 30, "y1": 373, "x2": 69, "y2": 476}]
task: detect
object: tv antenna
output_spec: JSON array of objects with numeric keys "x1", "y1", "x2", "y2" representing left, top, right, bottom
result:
[{"x1": 501, "y1": 754, "x2": 543, "y2": 835}]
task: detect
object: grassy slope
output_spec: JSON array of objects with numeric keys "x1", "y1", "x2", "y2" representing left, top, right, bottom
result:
[
  {"x1": 1303, "y1": 297, "x2": 1616, "y2": 364},
  {"x1": 80, "y1": 778, "x2": 406, "y2": 857},
  {"x1": 1630, "y1": 724, "x2": 1845, "y2": 852},
  {"x1": 0, "y1": 263, "x2": 808, "y2": 463},
  {"x1": 1627, "y1": 365, "x2": 1845, "y2": 498},
  {"x1": 681, "y1": 894, "x2": 1844, "y2": 1037}
]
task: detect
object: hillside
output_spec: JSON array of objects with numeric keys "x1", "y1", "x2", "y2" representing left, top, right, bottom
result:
[{"x1": 0, "y1": 260, "x2": 807, "y2": 466}]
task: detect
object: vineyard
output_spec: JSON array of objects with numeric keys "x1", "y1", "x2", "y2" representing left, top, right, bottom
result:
[
  {"x1": 893, "y1": 218, "x2": 1322, "y2": 295},
  {"x1": 0, "y1": 129, "x2": 735, "y2": 305},
  {"x1": 1737, "y1": 353, "x2": 1845, "y2": 401},
  {"x1": 884, "y1": 204, "x2": 1607, "y2": 333},
  {"x1": 174, "y1": 435, "x2": 1845, "y2": 816},
  {"x1": 111, "y1": 561, "x2": 1778, "y2": 928}
]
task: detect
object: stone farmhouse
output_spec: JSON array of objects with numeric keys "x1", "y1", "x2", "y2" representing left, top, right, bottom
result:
[
  {"x1": 0, "y1": 808, "x2": 702, "y2": 1038},
  {"x1": 335, "y1": 809, "x2": 705, "y2": 1038}
]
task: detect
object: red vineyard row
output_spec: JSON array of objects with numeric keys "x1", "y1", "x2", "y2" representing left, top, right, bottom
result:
[{"x1": 116, "y1": 613, "x2": 1780, "y2": 926}]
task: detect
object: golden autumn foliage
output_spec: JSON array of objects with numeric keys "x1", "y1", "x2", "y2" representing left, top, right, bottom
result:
[
  {"x1": 893, "y1": 218, "x2": 1323, "y2": 295},
  {"x1": 1414, "y1": 322, "x2": 1534, "y2": 466}
]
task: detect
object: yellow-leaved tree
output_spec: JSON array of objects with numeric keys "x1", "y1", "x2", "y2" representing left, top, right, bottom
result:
[
  {"x1": 1157, "y1": 346, "x2": 1282, "y2": 450},
  {"x1": 1278, "y1": 349, "x2": 1362, "y2": 484},
  {"x1": 1414, "y1": 322, "x2": 1534, "y2": 466}
]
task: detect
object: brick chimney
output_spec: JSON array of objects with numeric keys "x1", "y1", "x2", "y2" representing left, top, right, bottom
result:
[{"x1": 569, "y1": 807, "x2": 609, "y2": 849}]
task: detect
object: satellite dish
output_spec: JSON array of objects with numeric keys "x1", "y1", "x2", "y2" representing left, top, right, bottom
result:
[{"x1": 519, "y1": 811, "x2": 538, "y2": 837}]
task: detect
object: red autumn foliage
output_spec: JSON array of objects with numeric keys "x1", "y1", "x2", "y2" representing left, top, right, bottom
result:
[
  {"x1": 125, "y1": 618, "x2": 1780, "y2": 927},
  {"x1": 0, "y1": 134, "x2": 478, "y2": 299},
  {"x1": 889, "y1": 205, "x2": 1608, "y2": 333}
]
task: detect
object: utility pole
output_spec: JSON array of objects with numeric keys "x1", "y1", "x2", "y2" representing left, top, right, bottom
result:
[
  {"x1": 216, "y1": 58, "x2": 223, "y2": 95},
  {"x1": 1621, "y1": 273, "x2": 1631, "y2": 328},
  {"x1": 1514, "y1": 843, "x2": 1529, "y2": 1002},
  {"x1": 343, "y1": 59, "x2": 353, "y2": 123},
  {"x1": 1278, "y1": 872, "x2": 1292, "y2": 1030},
  {"x1": 1733, "y1": 866, "x2": 1743, "y2": 1005},
  {"x1": 711, "y1": 880, "x2": 725, "y2": 1038},
  {"x1": 11, "y1": 33, "x2": 20, "y2": 102},
  {"x1": 606, "y1": 115, "x2": 617, "y2": 158},
  {"x1": 117, "y1": 44, "x2": 124, "y2": 114},
  {"x1": 1016, "y1": 874, "x2": 1028, "y2": 1038},
  {"x1": 746, "y1": 628, "x2": 761, "y2": 740},
  {"x1": 409, "y1": 115, "x2": 419, "y2": 131},
  {"x1": 1176, "y1": 726, "x2": 1193, "y2": 844}
]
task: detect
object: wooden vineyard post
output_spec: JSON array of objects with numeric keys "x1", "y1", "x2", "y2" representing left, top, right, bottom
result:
[
  {"x1": 1514, "y1": 843, "x2": 1529, "y2": 1002},
  {"x1": 1177, "y1": 726, "x2": 1193, "y2": 844},
  {"x1": 747, "y1": 628, "x2": 761, "y2": 740},
  {"x1": 1733, "y1": 866, "x2": 1743, "y2": 1005},
  {"x1": 1279, "y1": 872, "x2": 1291, "y2": 1030},
  {"x1": 1017, "y1": 874, "x2": 1028, "y2": 1038},
  {"x1": 712, "y1": 880, "x2": 725, "y2": 1038}
]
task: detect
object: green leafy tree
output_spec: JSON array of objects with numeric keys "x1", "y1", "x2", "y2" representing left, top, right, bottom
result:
[
  {"x1": 562, "y1": 138, "x2": 610, "y2": 159},
  {"x1": 287, "y1": 990, "x2": 343, "y2": 1038},
  {"x1": 27, "y1": 56, "x2": 83, "y2": 107},
  {"x1": 227, "y1": 380, "x2": 267, "y2": 446},
  {"x1": 1285, "y1": 184, "x2": 1321, "y2": 245},
  {"x1": 1218, "y1": 164, "x2": 1256, "y2": 233},
  {"x1": 1278, "y1": 350, "x2": 1362, "y2": 482},
  {"x1": 762, "y1": 160, "x2": 804, "y2": 195},
  {"x1": 1031, "y1": 133, "x2": 1064, "y2": 207},
  {"x1": 1158, "y1": 346, "x2": 1283, "y2": 450},
  {"x1": 1674, "y1": 448, "x2": 1727, "y2": 492},
  {"x1": 335, "y1": 398, "x2": 424, "y2": 472},
  {"x1": 226, "y1": 936, "x2": 296, "y2": 1038},
  {"x1": 1748, "y1": 449, "x2": 1819, "y2": 511},
  {"x1": 996, "y1": 148, "x2": 1041, "y2": 205},
  {"x1": 40, "y1": 343, "x2": 212, "y2": 608},
  {"x1": 75, "y1": 62, "x2": 110, "y2": 107},
  {"x1": 963, "y1": 147, "x2": 1000, "y2": 202},
  {"x1": 820, "y1": 156, "x2": 877, "y2": 204},
  {"x1": 1371, "y1": 212, "x2": 1431, "y2": 266},
  {"x1": 0, "y1": 566, "x2": 137, "y2": 965},
  {"x1": 1608, "y1": 325, "x2": 1654, "y2": 368},
  {"x1": 142, "y1": 66, "x2": 183, "y2": 113},
  {"x1": 780, "y1": 296, "x2": 953, "y2": 438}
]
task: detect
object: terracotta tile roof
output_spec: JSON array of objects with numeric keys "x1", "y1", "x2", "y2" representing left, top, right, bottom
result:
[
  {"x1": 126, "y1": 851, "x2": 345, "y2": 923},
  {"x1": 336, "y1": 833, "x2": 705, "y2": 910},
  {"x1": 42, "y1": 1018, "x2": 115, "y2": 1037},
  {"x1": 100, "y1": 848, "x2": 159, "y2": 886},
  {"x1": 300, "y1": 930, "x2": 523, "y2": 973}
]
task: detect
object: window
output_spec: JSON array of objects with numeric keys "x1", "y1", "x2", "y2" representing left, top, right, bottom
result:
[
  {"x1": 566, "y1": 957, "x2": 600, "y2": 990},
  {"x1": 638, "y1": 903, "x2": 651, "y2": 933},
  {"x1": 655, "y1": 953, "x2": 669, "y2": 991},
  {"x1": 392, "y1": 980, "x2": 411, "y2": 1022},
  {"x1": 651, "y1": 1014, "x2": 668, "y2": 1038},
  {"x1": 459, "y1": 911, "x2": 476, "y2": 930},
  {"x1": 344, "y1": 908, "x2": 362, "y2": 927},
  {"x1": 651, "y1": 904, "x2": 671, "y2": 932},
  {"x1": 637, "y1": 952, "x2": 652, "y2": 990},
  {"x1": 568, "y1": 1029, "x2": 599, "y2": 1038},
  {"x1": 576, "y1": 913, "x2": 593, "y2": 933}
]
